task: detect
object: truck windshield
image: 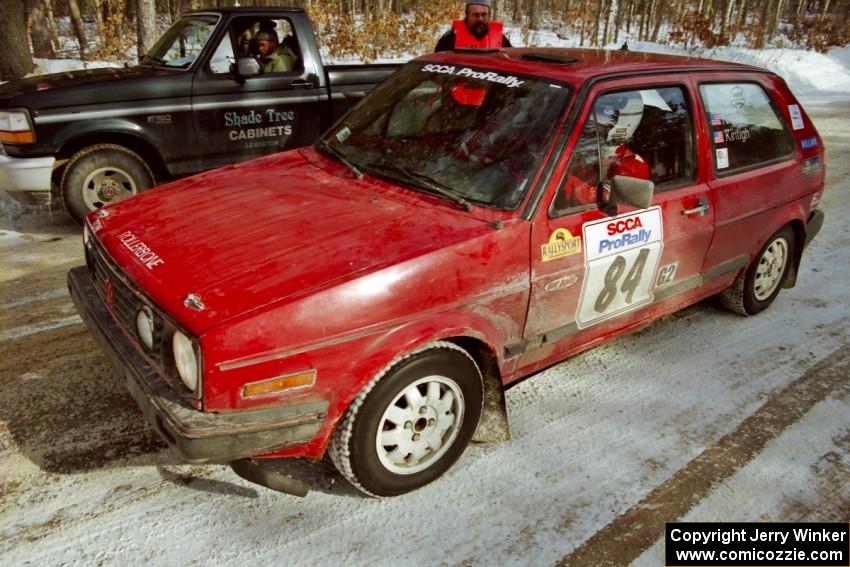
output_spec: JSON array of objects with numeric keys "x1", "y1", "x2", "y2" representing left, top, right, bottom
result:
[
  {"x1": 319, "y1": 62, "x2": 570, "y2": 210},
  {"x1": 141, "y1": 15, "x2": 219, "y2": 69}
]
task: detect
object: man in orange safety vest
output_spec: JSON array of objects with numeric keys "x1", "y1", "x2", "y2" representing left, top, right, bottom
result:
[{"x1": 434, "y1": 0, "x2": 512, "y2": 52}]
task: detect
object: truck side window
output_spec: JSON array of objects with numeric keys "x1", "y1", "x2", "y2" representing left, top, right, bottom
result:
[
  {"x1": 551, "y1": 86, "x2": 695, "y2": 217},
  {"x1": 208, "y1": 33, "x2": 236, "y2": 74},
  {"x1": 699, "y1": 83, "x2": 794, "y2": 173},
  {"x1": 220, "y1": 17, "x2": 302, "y2": 76}
]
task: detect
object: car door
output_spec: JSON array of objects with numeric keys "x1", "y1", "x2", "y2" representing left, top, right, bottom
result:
[
  {"x1": 191, "y1": 15, "x2": 326, "y2": 170},
  {"x1": 518, "y1": 77, "x2": 716, "y2": 370}
]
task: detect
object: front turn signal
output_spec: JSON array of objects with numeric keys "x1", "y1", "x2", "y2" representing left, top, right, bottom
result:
[{"x1": 242, "y1": 370, "x2": 316, "y2": 399}]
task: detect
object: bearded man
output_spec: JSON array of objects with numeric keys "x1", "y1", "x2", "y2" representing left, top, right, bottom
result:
[{"x1": 435, "y1": 0, "x2": 512, "y2": 52}]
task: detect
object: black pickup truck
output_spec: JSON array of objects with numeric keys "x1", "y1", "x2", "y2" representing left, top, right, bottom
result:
[{"x1": 0, "y1": 7, "x2": 399, "y2": 222}]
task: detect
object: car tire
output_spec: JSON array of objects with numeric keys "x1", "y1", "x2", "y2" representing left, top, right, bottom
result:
[
  {"x1": 720, "y1": 226, "x2": 795, "y2": 316},
  {"x1": 329, "y1": 341, "x2": 483, "y2": 497},
  {"x1": 61, "y1": 144, "x2": 155, "y2": 224}
]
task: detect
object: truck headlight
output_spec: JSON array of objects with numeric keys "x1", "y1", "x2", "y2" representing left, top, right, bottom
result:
[
  {"x1": 173, "y1": 331, "x2": 199, "y2": 392},
  {"x1": 136, "y1": 307, "x2": 155, "y2": 351},
  {"x1": 0, "y1": 109, "x2": 35, "y2": 144}
]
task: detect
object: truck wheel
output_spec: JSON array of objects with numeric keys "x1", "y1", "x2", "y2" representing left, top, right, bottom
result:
[
  {"x1": 61, "y1": 144, "x2": 154, "y2": 224},
  {"x1": 720, "y1": 226, "x2": 795, "y2": 316},
  {"x1": 329, "y1": 341, "x2": 482, "y2": 497}
]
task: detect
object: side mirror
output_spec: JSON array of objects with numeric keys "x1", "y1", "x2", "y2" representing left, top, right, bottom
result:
[
  {"x1": 236, "y1": 56, "x2": 260, "y2": 78},
  {"x1": 605, "y1": 175, "x2": 654, "y2": 211}
]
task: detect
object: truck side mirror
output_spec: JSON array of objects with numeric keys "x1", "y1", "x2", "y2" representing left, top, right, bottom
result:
[
  {"x1": 600, "y1": 175, "x2": 655, "y2": 210},
  {"x1": 236, "y1": 56, "x2": 261, "y2": 78}
]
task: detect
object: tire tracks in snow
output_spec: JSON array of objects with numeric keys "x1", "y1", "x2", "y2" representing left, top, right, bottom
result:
[{"x1": 558, "y1": 344, "x2": 850, "y2": 567}]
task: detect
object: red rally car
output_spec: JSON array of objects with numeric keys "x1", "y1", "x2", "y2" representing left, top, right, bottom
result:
[{"x1": 68, "y1": 48, "x2": 826, "y2": 497}]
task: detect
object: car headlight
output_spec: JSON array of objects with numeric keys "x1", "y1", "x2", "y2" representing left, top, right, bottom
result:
[
  {"x1": 135, "y1": 307, "x2": 155, "y2": 351},
  {"x1": 173, "y1": 331, "x2": 199, "y2": 392},
  {"x1": 0, "y1": 109, "x2": 35, "y2": 144}
]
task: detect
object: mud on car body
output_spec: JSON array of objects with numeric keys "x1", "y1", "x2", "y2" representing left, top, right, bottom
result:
[{"x1": 69, "y1": 47, "x2": 825, "y2": 497}]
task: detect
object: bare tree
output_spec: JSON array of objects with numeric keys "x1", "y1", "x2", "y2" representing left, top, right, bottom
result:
[
  {"x1": 0, "y1": 0, "x2": 34, "y2": 81},
  {"x1": 67, "y1": 0, "x2": 89, "y2": 55},
  {"x1": 136, "y1": 0, "x2": 157, "y2": 57},
  {"x1": 28, "y1": 0, "x2": 56, "y2": 58}
]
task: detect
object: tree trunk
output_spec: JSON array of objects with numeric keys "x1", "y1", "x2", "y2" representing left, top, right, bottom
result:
[
  {"x1": 67, "y1": 0, "x2": 89, "y2": 55},
  {"x1": 44, "y1": 0, "x2": 60, "y2": 51},
  {"x1": 28, "y1": 0, "x2": 56, "y2": 58},
  {"x1": 136, "y1": 0, "x2": 157, "y2": 58},
  {"x1": 0, "y1": 0, "x2": 34, "y2": 81}
]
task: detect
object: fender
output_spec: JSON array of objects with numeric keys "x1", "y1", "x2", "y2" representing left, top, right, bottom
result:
[
  {"x1": 53, "y1": 118, "x2": 158, "y2": 152},
  {"x1": 274, "y1": 308, "x2": 513, "y2": 460}
]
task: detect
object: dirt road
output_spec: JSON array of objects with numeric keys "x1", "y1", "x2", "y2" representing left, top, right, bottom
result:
[{"x1": 1, "y1": 103, "x2": 848, "y2": 565}]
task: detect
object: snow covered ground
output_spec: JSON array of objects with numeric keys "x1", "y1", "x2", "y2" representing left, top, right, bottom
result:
[{"x1": 2, "y1": 27, "x2": 849, "y2": 567}]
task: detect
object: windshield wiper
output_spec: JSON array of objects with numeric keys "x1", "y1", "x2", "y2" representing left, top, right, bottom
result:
[
  {"x1": 364, "y1": 163, "x2": 473, "y2": 212},
  {"x1": 317, "y1": 139, "x2": 363, "y2": 179}
]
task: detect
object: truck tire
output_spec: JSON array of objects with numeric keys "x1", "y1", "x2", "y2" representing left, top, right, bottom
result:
[
  {"x1": 329, "y1": 341, "x2": 483, "y2": 497},
  {"x1": 61, "y1": 144, "x2": 155, "y2": 224},
  {"x1": 720, "y1": 226, "x2": 795, "y2": 316}
]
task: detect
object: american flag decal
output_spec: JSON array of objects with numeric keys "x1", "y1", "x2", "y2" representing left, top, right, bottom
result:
[
  {"x1": 711, "y1": 113, "x2": 723, "y2": 126},
  {"x1": 713, "y1": 131, "x2": 725, "y2": 144}
]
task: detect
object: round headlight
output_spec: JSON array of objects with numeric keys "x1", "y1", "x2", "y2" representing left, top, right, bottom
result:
[
  {"x1": 135, "y1": 307, "x2": 155, "y2": 351},
  {"x1": 173, "y1": 331, "x2": 199, "y2": 392}
]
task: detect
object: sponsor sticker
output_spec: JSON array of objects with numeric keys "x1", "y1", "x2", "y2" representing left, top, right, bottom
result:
[
  {"x1": 116, "y1": 231, "x2": 165, "y2": 270},
  {"x1": 802, "y1": 156, "x2": 821, "y2": 177},
  {"x1": 541, "y1": 228, "x2": 582, "y2": 262},
  {"x1": 788, "y1": 104, "x2": 804, "y2": 130},
  {"x1": 800, "y1": 135, "x2": 818, "y2": 150},
  {"x1": 576, "y1": 206, "x2": 664, "y2": 328},
  {"x1": 716, "y1": 147, "x2": 730, "y2": 169}
]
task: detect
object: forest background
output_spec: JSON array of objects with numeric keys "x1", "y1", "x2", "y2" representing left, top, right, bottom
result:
[{"x1": 1, "y1": 0, "x2": 849, "y2": 81}]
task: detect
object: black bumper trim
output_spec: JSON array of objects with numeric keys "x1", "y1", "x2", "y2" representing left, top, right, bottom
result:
[{"x1": 67, "y1": 266, "x2": 328, "y2": 464}]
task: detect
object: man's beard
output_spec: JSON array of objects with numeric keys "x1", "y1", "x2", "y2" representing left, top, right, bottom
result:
[{"x1": 469, "y1": 21, "x2": 489, "y2": 39}]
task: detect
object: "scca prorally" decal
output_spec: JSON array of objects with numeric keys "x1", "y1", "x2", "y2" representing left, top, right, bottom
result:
[{"x1": 576, "y1": 206, "x2": 664, "y2": 328}]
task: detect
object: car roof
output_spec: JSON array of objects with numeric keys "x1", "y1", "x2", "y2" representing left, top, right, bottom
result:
[
  {"x1": 186, "y1": 6, "x2": 305, "y2": 15},
  {"x1": 420, "y1": 47, "x2": 769, "y2": 86}
]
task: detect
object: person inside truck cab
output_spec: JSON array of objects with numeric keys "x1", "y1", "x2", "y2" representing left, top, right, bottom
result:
[
  {"x1": 434, "y1": 0, "x2": 512, "y2": 51},
  {"x1": 255, "y1": 28, "x2": 297, "y2": 73}
]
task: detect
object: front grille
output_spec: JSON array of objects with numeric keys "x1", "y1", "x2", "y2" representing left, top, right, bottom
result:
[{"x1": 86, "y1": 236, "x2": 200, "y2": 404}]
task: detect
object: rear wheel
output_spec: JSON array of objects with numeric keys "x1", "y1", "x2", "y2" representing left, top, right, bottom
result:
[
  {"x1": 61, "y1": 144, "x2": 154, "y2": 223},
  {"x1": 720, "y1": 226, "x2": 795, "y2": 315},
  {"x1": 330, "y1": 342, "x2": 483, "y2": 497}
]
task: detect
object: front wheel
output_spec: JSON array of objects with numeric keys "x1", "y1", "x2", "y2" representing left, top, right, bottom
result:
[
  {"x1": 330, "y1": 342, "x2": 483, "y2": 497},
  {"x1": 60, "y1": 144, "x2": 155, "y2": 224},
  {"x1": 720, "y1": 226, "x2": 795, "y2": 315}
]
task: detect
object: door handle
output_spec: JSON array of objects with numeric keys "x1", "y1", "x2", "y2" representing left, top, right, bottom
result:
[{"x1": 681, "y1": 196, "x2": 710, "y2": 217}]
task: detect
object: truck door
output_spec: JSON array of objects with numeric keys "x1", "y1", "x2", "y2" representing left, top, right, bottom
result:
[
  {"x1": 519, "y1": 80, "x2": 715, "y2": 369},
  {"x1": 191, "y1": 15, "x2": 325, "y2": 170}
]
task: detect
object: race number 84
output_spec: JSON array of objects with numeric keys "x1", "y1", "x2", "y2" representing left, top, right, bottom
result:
[
  {"x1": 594, "y1": 249, "x2": 649, "y2": 312},
  {"x1": 577, "y1": 242, "x2": 662, "y2": 328}
]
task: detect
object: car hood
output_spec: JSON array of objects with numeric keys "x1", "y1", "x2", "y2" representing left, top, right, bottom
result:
[
  {"x1": 0, "y1": 66, "x2": 183, "y2": 109},
  {"x1": 93, "y1": 148, "x2": 497, "y2": 335}
]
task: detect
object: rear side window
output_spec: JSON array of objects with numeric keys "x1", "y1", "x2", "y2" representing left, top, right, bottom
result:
[
  {"x1": 699, "y1": 83, "x2": 794, "y2": 173},
  {"x1": 551, "y1": 85, "x2": 695, "y2": 217}
]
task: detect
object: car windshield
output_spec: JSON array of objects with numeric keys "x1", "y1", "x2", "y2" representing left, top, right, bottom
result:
[
  {"x1": 319, "y1": 62, "x2": 570, "y2": 210},
  {"x1": 141, "y1": 15, "x2": 219, "y2": 69}
]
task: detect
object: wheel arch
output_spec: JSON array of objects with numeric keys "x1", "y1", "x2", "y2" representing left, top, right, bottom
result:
[{"x1": 52, "y1": 128, "x2": 169, "y2": 187}]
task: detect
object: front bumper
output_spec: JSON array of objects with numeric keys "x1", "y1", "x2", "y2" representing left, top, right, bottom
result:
[
  {"x1": 0, "y1": 153, "x2": 54, "y2": 192},
  {"x1": 67, "y1": 266, "x2": 328, "y2": 464}
]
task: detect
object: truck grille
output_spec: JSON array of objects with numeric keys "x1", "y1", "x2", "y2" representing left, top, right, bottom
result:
[{"x1": 85, "y1": 235, "x2": 199, "y2": 403}]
